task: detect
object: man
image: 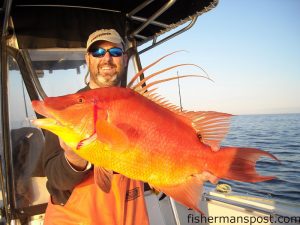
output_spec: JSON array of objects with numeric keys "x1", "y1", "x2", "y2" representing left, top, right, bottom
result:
[
  {"x1": 42, "y1": 29, "x2": 150, "y2": 225},
  {"x1": 42, "y1": 28, "x2": 219, "y2": 225}
]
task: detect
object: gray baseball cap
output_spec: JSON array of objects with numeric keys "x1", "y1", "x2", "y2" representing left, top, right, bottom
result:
[{"x1": 86, "y1": 29, "x2": 124, "y2": 51}]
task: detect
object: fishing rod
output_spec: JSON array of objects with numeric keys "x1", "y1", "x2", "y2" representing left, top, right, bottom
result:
[{"x1": 177, "y1": 71, "x2": 183, "y2": 112}]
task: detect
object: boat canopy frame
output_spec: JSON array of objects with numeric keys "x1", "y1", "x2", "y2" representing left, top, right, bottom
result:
[
  {"x1": 0, "y1": 0, "x2": 218, "y2": 223},
  {"x1": 2, "y1": 0, "x2": 218, "y2": 50}
]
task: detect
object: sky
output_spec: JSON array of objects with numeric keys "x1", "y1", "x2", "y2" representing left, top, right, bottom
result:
[{"x1": 137, "y1": 0, "x2": 300, "y2": 115}]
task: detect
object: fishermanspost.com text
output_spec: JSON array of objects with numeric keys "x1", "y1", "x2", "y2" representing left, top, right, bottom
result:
[{"x1": 187, "y1": 213, "x2": 300, "y2": 224}]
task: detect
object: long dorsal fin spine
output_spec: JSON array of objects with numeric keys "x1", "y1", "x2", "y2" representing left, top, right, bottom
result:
[
  {"x1": 138, "y1": 75, "x2": 212, "y2": 94},
  {"x1": 127, "y1": 50, "x2": 186, "y2": 88},
  {"x1": 132, "y1": 63, "x2": 207, "y2": 90}
]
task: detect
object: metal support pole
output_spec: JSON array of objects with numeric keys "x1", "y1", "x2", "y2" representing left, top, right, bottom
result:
[
  {"x1": 1, "y1": 0, "x2": 14, "y2": 223},
  {"x1": 169, "y1": 198, "x2": 181, "y2": 225},
  {"x1": 139, "y1": 16, "x2": 198, "y2": 54},
  {"x1": 128, "y1": 0, "x2": 177, "y2": 38}
]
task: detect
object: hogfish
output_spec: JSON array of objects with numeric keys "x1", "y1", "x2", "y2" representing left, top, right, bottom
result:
[{"x1": 31, "y1": 54, "x2": 278, "y2": 213}]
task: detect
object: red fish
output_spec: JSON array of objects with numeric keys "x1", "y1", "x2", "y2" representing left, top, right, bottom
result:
[{"x1": 31, "y1": 54, "x2": 278, "y2": 213}]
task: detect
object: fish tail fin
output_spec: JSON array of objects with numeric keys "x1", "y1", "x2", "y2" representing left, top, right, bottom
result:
[
  {"x1": 213, "y1": 147, "x2": 279, "y2": 182},
  {"x1": 153, "y1": 174, "x2": 207, "y2": 215}
]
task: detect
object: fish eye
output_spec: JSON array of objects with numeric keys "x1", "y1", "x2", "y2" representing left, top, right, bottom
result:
[{"x1": 78, "y1": 97, "x2": 85, "y2": 103}]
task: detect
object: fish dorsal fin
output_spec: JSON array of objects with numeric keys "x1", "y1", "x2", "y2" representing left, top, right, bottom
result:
[
  {"x1": 127, "y1": 51, "x2": 188, "y2": 88},
  {"x1": 186, "y1": 111, "x2": 232, "y2": 151},
  {"x1": 134, "y1": 88, "x2": 232, "y2": 151},
  {"x1": 128, "y1": 52, "x2": 230, "y2": 150},
  {"x1": 127, "y1": 51, "x2": 212, "y2": 92}
]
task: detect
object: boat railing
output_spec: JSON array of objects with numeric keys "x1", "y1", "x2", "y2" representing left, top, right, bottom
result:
[{"x1": 203, "y1": 191, "x2": 296, "y2": 219}]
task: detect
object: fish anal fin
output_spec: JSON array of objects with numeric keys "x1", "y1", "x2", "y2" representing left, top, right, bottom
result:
[
  {"x1": 96, "y1": 119, "x2": 129, "y2": 152},
  {"x1": 153, "y1": 174, "x2": 207, "y2": 215},
  {"x1": 94, "y1": 166, "x2": 113, "y2": 193}
]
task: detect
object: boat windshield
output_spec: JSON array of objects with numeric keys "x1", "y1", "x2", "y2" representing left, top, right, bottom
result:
[{"x1": 28, "y1": 49, "x2": 87, "y2": 97}]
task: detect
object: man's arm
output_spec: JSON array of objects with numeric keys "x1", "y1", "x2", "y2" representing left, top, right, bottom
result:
[
  {"x1": 43, "y1": 131, "x2": 91, "y2": 203},
  {"x1": 60, "y1": 138, "x2": 89, "y2": 171}
]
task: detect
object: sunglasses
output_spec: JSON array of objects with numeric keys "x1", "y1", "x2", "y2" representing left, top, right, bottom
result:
[{"x1": 89, "y1": 47, "x2": 124, "y2": 58}]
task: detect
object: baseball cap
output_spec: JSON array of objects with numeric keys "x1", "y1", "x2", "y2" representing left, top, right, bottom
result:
[{"x1": 86, "y1": 29, "x2": 124, "y2": 51}]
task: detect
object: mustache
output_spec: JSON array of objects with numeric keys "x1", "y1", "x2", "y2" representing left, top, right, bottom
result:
[{"x1": 97, "y1": 62, "x2": 117, "y2": 69}]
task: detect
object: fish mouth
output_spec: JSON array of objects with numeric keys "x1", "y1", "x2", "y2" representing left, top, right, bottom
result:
[
  {"x1": 32, "y1": 117, "x2": 74, "y2": 137},
  {"x1": 31, "y1": 117, "x2": 68, "y2": 134},
  {"x1": 32, "y1": 117, "x2": 82, "y2": 149},
  {"x1": 31, "y1": 100, "x2": 66, "y2": 131}
]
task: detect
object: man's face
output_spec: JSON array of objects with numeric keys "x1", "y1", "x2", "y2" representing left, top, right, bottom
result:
[{"x1": 85, "y1": 41, "x2": 127, "y2": 88}]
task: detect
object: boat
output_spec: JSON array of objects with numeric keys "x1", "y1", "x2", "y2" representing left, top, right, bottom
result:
[
  {"x1": 0, "y1": 0, "x2": 299, "y2": 224},
  {"x1": 144, "y1": 185, "x2": 300, "y2": 225}
]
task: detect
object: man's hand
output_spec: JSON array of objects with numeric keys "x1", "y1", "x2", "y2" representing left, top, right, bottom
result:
[{"x1": 59, "y1": 138, "x2": 88, "y2": 171}]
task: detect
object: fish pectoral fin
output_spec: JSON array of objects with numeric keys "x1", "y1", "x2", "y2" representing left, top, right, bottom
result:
[
  {"x1": 94, "y1": 166, "x2": 113, "y2": 193},
  {"x1": 152, "y1": 174, "x2": 206, "y2": 215},
  {"x1": 77, "y1": 133, "x2": 97, "y2": 149},
  {"x1": 96, "y1": 119, "x2": 129, "y2": 152}
]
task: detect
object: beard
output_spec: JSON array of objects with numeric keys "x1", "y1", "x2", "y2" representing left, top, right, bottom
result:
[
  {"x1": 90, "y1": 62, "x2": 124, "y2": 88},
  {"x1": 95, "y1": 73, "x2": 120, "y2": 87}
]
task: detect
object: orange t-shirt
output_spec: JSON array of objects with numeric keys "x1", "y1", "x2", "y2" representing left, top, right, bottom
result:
[{"x1": 44, "y1": 173, "x2": 149, "y2": 225}]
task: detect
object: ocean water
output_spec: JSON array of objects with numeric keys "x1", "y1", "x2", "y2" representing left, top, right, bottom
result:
[{"x1": 206, "y1": 113, "x2": 300, "y2": 203}]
